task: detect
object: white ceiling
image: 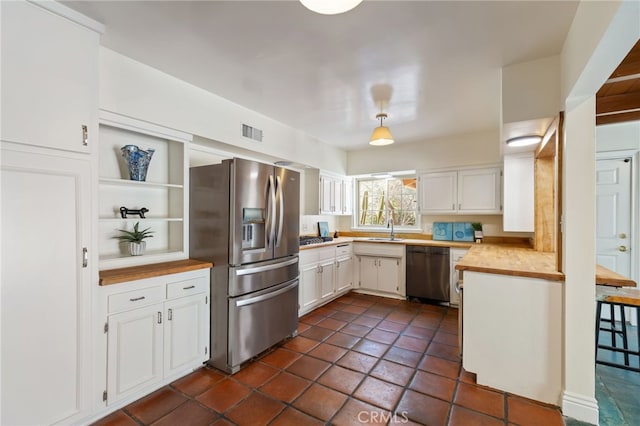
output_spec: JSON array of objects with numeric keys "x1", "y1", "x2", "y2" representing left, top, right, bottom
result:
[{"x1": 63, "y1": 0, "x2": 579, "y2": 151}]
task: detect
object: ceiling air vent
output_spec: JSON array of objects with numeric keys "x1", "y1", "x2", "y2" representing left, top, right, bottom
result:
[{"x1": 242, "y1": 124, "x2": 263, "y2": 142}]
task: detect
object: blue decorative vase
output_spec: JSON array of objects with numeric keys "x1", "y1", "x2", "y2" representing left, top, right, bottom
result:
[{"x1": 121, "y1": 145, "x2": 155, "y2": 181}]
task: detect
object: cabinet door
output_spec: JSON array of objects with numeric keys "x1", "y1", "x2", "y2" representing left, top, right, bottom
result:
[
  {"x1": 319, "y1": 176, "x2": 334, "y2": 214},
  {"x1": 336, "y1": 256, "x2": 354, "y2": 293},
  {"x1": 450, "y1": 263, "x2": 460, "y2": 306},
  {"x1": 420, "y1": 171, "x2": 457, "y2": 213},
  {"x1": 299, "y1": 263, "x2": 321, "y2": 314},
  {"x1": 319, "y1": 260, "x2": 336, "y2": 300},
  {"x1": 503, "y1": 153, "x2": 534, "y2": 231},
  {"x1": 164, "y1": 294, "x2": 208, "y2": 377},
  {"x1": 457, "y1": 168, "x2": 502, "y2": 214},
  {"x1": 342, "y1": 178, "x2": 353, "y2": 215},
  {"x1": 358, "y1": 256, "x2": 379, "y2": 290},
  {"x1": 1, "y1": 148, "x2": 92, "y2": 425},
  {"x1": 377, "y1": 258, "x2": 400, "y2": 294},
  {"x1": 107, "y1": 304, "x2": 164, "y2": 405},
  {"x1": 1, "y1": 1, "x2": 99, "y2": 153}
]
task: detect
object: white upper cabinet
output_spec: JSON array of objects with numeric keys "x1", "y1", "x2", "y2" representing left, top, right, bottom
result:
[
  {"x1": 457, "y1": 167, "x2": 502, "y2": 214},
  {"x1": 419, "y1": 171, "x2": 458, "y2": 213},
  {"x1": 304, "y1": 169, "x2": 353, "y2": 216},
  {"x1": 420, "y1": 167, "x2": 502, "y2": 215},
  {"x1": 503, "y1": 153, "x2": 535, "y2": 232},
  {"x1": 1, "y1": 1, "x2": 103, "y2": 153}
]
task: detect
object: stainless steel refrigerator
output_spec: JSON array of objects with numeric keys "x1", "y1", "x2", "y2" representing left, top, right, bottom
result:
[{"x1": 189, "y1": 158, "x2": 300, "y2": 373}]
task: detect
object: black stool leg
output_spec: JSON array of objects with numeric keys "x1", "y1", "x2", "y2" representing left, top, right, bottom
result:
[
  {"x1": 620, "y1": 306, "x2": 630, "y2": 366},
  {"x1": 610, "y1": 303, "x2": 618, "y2": 350},
  {"x1": 596, "y1": 301, "x2": 603, "y2": 355}
]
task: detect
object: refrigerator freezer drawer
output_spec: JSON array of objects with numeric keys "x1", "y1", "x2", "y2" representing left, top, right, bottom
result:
[
  {"x1": 228, "y1": 279, "x2": 299, "y2": 371},
  {"x1": 229, "y1": 256, "x2": 298, "y2": 297}
]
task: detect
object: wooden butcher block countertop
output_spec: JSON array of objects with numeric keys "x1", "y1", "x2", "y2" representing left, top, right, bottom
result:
[
  {"x1": 456, "y1": 245, "x2": 637, "y2": 287},
  {"x1": 455, "y1": 245, "x2": 564, "y2": 281},
  {"x1": 100, "y1": 259, "x2": 213, "y2": 286}
]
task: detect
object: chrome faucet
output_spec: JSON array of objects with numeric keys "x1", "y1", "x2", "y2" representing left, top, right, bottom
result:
[{"x1": 387, "y1": 217, "x2": 395, "y2": 240}]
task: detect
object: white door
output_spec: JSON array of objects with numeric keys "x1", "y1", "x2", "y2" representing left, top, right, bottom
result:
[
  {"x1": 377, "y1": 258, "x2": 400, "y2": 294},
  {"x1": 336, "y1": 257, "x2": 354, "y2": 292},
  {"x1": 164, "y1": 294, "x2": 208, "y2": 377},
  {"x1": 596, "y1": 158, "x2": 631, "y2": 276},
  {"x1": 319, "y1": 260, "x2": 336, "y2": 300},
  {"x1": 1, "y1": 148, "x2": 92, "y2": 425},
  {"x1": 457, "y1": 167, "x2": 502, "y2": 214},
  {"x1": 359, "y1": 256, "x2": 379, "y2": 290},
  {"x1": 1, "y1": 1, "x2": 99, "y2": 153},
  {"x1": 107, "y1": 304, "x2": 164, "y2": 404},
  {"x1": 419, "y1": 171, "x2": 457, "y2": 213},
  {"x1": 299, "y1": 263, "x2": 321, "y2": 314}
]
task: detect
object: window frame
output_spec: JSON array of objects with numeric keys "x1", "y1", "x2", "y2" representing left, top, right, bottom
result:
[{"x1": 352, "y1": 174, "x2": 420, "y2": 231}]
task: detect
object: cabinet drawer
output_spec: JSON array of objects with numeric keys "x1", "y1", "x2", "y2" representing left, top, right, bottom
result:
[
  {"x1": 108, "y1": 286, "x2": 164, "y2": 314},
  {"x1": 166, "y1": 277, "x2": 208, "y2": 299},
  {"x1": 450, "y1": 249, "x2": 469, "y2": 262},
  {"x1": 335, "y1": 243, "x2": 352, "y2": 257}
]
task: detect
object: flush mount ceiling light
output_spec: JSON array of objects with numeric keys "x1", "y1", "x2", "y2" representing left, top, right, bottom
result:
[
  {"x1": 506, "y1": 135, "x2": 542, "y2": 147},
  {"x1": 300, "y1": 0, "x2": 362, "y2": 15},
  {"x1": 370, "y1": 113, "x2": 395, "y2": 146}
]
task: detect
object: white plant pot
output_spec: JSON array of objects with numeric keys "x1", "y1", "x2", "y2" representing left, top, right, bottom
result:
[{"x1": 128, "y1": 241, "x2": 146, "y2": 256}]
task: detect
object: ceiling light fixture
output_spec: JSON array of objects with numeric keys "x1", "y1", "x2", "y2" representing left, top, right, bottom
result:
[
  {"x1": 370, "y1": 113, "x2": 395, "y2": 146},
  {"x1": 300, "y1": 0, "x2": 362, "y2": 15},
  {"x1": 506, "y1": 135, "x2": 542, "y2": 147}
]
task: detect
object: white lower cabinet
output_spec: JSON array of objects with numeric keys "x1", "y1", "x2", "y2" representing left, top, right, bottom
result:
[
  {"x1": 357, "y1": 256, "x2": 402, "y2": 294},
  {"x1": 353, "y1": 243, "x2": 406, "y2": 297},
  {"x1": 449, "y1": 248, "x2": 468, "y2": 306},
  {"x1": 299, "y1": 243, "x2": 354, "y2": 316},
  {"x1": 104, "y1": 271, "x2": 209, "y2": 406},
  {"x1": 107, "y1": 304, "x2": 164, "y2": 403}
]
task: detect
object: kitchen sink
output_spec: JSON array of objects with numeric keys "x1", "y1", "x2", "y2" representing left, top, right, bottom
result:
[{"x1": 366, "y1": 238, "x2": 403, "y2": 241}]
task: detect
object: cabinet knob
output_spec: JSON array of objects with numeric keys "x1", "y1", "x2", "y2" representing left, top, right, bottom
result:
[
  {"x1": 619, "y1": 245, "x2": 628, "y2": 252},
  {"x1": 620, "y1": 233, "x2": 627, "y2": 239}
]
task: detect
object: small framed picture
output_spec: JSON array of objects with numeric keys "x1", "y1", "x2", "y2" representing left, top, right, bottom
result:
[{"x1": 318, "y1": 221, "x2": 330, "y2": 237}]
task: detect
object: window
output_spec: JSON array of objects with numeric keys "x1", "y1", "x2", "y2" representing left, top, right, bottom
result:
[{"x1": 357, "y1": 176, "x2": 418, "y2": 228}]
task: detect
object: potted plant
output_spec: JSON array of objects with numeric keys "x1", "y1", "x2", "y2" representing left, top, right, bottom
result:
[
  {"x1": 471, "y1": 222, "x2": 483, "y2": 243},
  {"x1": 114, "y1": 221, "x2": 154, "y2": 256}
]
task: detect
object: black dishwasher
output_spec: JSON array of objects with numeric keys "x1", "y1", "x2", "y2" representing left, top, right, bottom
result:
[{"x1": 406, "y1": 246, "x2": 450, "y2": 302}]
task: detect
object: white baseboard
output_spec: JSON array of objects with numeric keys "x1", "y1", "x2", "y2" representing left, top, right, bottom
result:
[{"x1": 562, "y1": 390, "x2": 599, "y2": 425}]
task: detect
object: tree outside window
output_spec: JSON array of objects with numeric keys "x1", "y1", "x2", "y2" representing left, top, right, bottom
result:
[{"x1": 357, "y1": 176, "x2": 418, "y2": 227}]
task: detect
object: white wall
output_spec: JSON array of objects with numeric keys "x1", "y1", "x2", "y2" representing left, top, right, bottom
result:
[
  {"x1": 596, "y1": 121, "x2": 640, "y2": 152},
  {"x1": 502, "y1": 55, "x2": 561, "y2": 124},
  {"x1": 559, "y1": 0, "x2": 639, "y2": 422},
  {"x1": 346, "y1": 129, "x2": 501, "y2": 175},
  {"x1": 99, "y1": 47, "x2": 348, "y2": 174}
]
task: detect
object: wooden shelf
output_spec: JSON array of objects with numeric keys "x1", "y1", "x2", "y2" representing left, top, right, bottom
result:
[
  {"x1": 99, "y1": 259, "x2": 213, "y2": 286},
  {"x1": 99, "y1": 177, "x2": 183, "y2": 189}
]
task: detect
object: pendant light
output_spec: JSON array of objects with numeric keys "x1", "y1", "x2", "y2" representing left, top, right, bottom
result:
[
  {"x1": 299, "y1": 0, "x2": 362, "y2": 15},
  {"x1": 369, "y1": 113, "x2": 395, "y2": 146}
]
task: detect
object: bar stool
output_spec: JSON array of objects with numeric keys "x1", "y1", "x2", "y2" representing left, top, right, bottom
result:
[{"x1": 595, "y1": 286, "x2": 640, "y2": 372}]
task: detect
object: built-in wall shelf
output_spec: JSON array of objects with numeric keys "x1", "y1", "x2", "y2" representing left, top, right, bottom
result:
[
  {"x1": 98, "y1": 110, "x2": 192, "y2": 270},
  {"x1": 99, "y1": 177, "x2": 184, "y2": 189}
]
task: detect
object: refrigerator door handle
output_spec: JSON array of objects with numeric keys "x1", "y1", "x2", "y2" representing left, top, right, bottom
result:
[
  {"x1": 275, "y1": 175, "x2": 284, "y2": 247},
  {"x1": 265, "y1": 175, "x2": 276, "y2": 248},
  {"x1": 235, "y1": 256, "x2": 298, "y2": 276},
  {"x1": 235, "y1": 279, "x2": 298, "y2": 307}
]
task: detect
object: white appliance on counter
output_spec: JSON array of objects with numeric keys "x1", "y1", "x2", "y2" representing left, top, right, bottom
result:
[{"x1": 190, "y1": 158, "x2": 300, "y2": 373}]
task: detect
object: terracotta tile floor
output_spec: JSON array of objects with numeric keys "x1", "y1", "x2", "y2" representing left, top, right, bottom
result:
[{"x1": 93, "y1": 292, "x2": 565, "y2": 426}]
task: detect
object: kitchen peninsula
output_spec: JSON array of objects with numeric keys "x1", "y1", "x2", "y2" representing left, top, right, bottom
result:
[{"x1": 456, "y1": 244, "x2": 636, "y2": 406}]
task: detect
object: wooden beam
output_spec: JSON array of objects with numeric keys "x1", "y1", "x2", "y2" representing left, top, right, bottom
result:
[
  {"x1": 596, "y1": 110, "x2": 640, "y2": 125},
  {"x1": 596, "y1": 91, "x2": 640, "y2": 114}
]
